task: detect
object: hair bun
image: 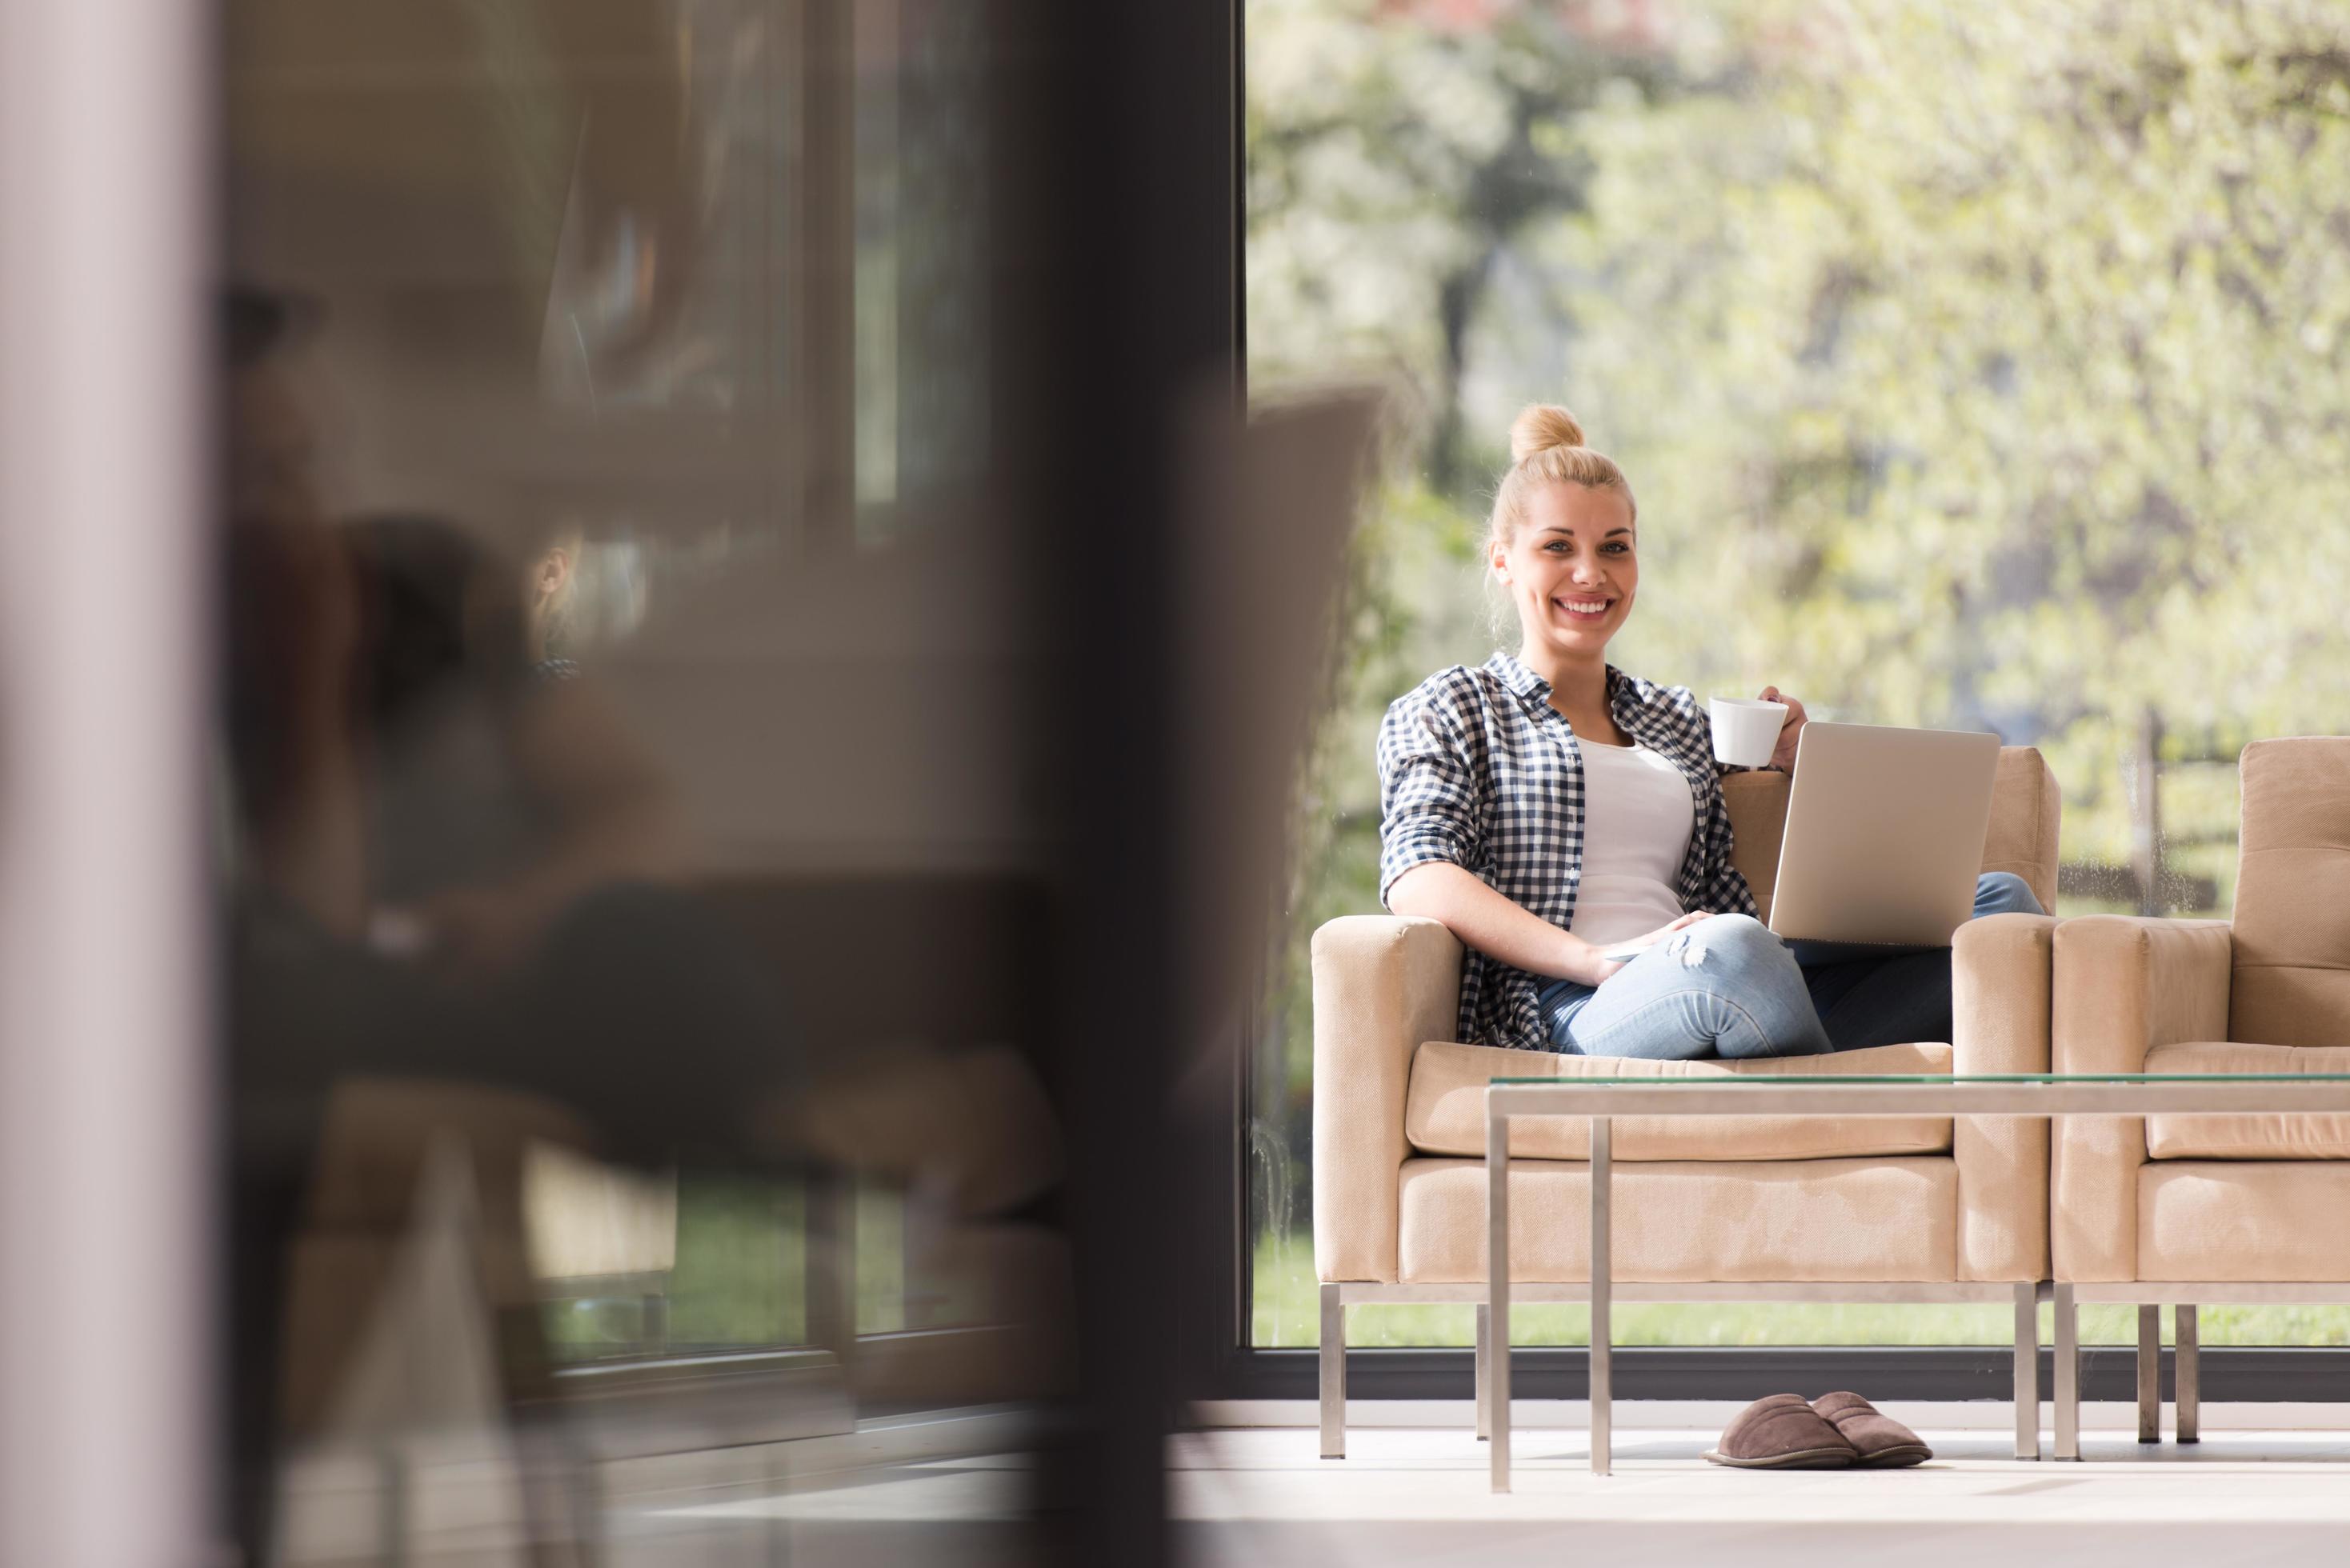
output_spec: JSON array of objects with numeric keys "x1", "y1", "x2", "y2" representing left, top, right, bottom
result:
[{"x1": 1509, "y1": 403, "x2": 1587, "y2": 462}]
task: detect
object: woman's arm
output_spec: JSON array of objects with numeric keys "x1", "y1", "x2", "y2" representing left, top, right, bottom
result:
[
  {"x1": 1391, "y1": 864, "x2": 1707, "y2": 986},
  {"x1": 411, "y1": 674, "x2": 687, "y2": 974},
  {"x1": 1379, "y1": 671, "x2": 1702, "y2": 988},
  {"x1": 502, "y1": 675, "x2": 686, "y2": 899},
  {"x1": 1387, "y1": 861, "x2": 1619, "y2": 986}
]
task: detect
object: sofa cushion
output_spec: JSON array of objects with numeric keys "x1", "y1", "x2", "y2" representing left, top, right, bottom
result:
[
  {"x1": 1396, "y1": 1155, "x2": 1960, "y2": 1283},
  {"x1": 2143, "y1": 1041, "x2": 2350, "y2": 1160},
  {"x1": 1403, "y1": 1039, "x2": 1954, "y2": 1161},
  {"x1": 2139, "y1": 1160, "x2": 2350, "y2": 1280}
]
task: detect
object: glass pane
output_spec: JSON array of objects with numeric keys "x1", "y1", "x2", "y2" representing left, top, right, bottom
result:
[
  {"x1": 223, "y1": 0, "x2": 1031, "y2": 1408},
  {"x1": 1246, "y1": 0, "x2": 2350, "y2": 1348}
]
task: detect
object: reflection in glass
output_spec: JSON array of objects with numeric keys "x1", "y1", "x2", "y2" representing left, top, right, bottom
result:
[{"x1": 222, "y1": 2, "x2": 1056, "y2": 1560}]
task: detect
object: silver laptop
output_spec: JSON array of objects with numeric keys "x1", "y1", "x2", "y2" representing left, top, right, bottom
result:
[{"x1": 1765, "y1": 722, "x2": 2001, "y2": 947}]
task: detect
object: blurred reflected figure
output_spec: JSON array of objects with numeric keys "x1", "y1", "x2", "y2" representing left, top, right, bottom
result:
[
  {"x1": 344, "y1": 511, "x2": 680, "y2": 978},
  {"x1": 222, "y1": 288, "x2": 800, "y2": 1558}
]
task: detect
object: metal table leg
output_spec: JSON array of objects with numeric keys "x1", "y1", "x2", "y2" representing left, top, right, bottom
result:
[
  {"x1": 2054, "y1": 1282, "x2": 2080, "y2": 1461},
  {"x1": 1590, "y1": 1115, "x2": 1611, "y2": 1478},
  {"x1": 2137, "y1": 1304, "x2": 2161, "y2": 1443},
  {"x1": 2013, "y1": 1282, "x2": 2040, "y2": 1460},
  {"x1": 1488, "y1": 1095, "x2": 1511, "y2": 1494},
  {"x1": 1475, "y1": 1303, "x2": 1491, "y2": 1442},
  {"x1": 2175, "y1": 1305, "x2": 2200, "y2": 1444}
]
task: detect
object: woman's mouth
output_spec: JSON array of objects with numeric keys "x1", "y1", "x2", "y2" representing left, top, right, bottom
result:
[{"x1": 1553, "y1": 595, "x2": 1615, "y2": 623}]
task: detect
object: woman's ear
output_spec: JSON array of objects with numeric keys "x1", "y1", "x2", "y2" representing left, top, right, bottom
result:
[
  {"x1": 534, "y1": 546, "x2": 573, "y2": 602},
  {"x1": 1487, "y1": 537, "x2": 1510, "y2": 583}
]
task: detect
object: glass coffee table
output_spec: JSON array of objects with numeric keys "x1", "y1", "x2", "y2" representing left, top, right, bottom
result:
[{"x1": 1482, "y1": 1071, "x2": 2350, "y2": 1491}]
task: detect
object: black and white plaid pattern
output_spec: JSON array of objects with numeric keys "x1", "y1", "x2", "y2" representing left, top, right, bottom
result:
[{"x1": 1375, "y1": 652, "x2": 1758, "y2": 1052}]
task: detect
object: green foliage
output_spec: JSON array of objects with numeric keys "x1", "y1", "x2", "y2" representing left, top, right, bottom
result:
[{"x1": 1553, "y1": 0, "x2": 2350, "y2": 766}]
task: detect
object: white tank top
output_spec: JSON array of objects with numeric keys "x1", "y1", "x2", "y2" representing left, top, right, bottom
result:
[{"x1": 1569, "y1": 739, "x2": 1694, "y2": 946}]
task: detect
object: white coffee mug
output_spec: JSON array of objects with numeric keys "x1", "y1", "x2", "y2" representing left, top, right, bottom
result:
[{"x1": 1709, "y1": 696, "x2": 1788, "y2": 768}]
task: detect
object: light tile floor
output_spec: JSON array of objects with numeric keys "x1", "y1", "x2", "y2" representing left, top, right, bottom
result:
[
  {"x1": 1171, "y1": 1426, "x2": 2350, "y2": 1567},
  {"x1": 270, "y1": 1414, "x2": 2350, "y2": 1566}
]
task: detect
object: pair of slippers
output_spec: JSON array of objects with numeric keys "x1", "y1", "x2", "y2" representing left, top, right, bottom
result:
[{"x1": 1703, "y1": 1392, "x2": 1932, "y2": 1470}]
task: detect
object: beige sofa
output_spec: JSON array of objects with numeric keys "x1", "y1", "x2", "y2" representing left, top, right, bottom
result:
[
  {"x1": 2049, "y1": 737, "x2": 2350, "y2": 1456},
  {"x1": 1312, "y1": 747, "x2": 2062, "y2": 1458}
]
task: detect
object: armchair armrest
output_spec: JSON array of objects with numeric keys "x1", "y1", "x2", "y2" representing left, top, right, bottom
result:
[
  {"x1": 1311, "y1": 916, "x2": 1463, "y2": 1284},
  {"x1": 1951, "y1": 913, "x2": 2057, "y2": 1280},
  {"x1": 2050, "y1": 915, "x2": 2234, "y2": 1282}
]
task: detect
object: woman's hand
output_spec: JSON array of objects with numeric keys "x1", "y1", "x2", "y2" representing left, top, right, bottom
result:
[
  {"x1": 385, "y1": 882, "x2": 553, "y2": 981},
  {"x1": 1759, "y1": 686, "x2": 1808, "y2": 773},
  {"x1": 1591, "y1": 910, "x2": 1711, "y2": 984}
]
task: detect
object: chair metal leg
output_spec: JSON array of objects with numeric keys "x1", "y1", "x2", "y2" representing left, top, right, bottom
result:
[
  {"x1": 1475, "y1": 1302, "x2": 1491, "y2": 1441},
  {"x1": 1488, "y1": 1098, "x2": 1512, "y2": 1494},
  {"x1": 1588, "y1": 1116, "x2": 1611, "y2": 1478},
  {"x1": 2175, "y1": 1304, "x2": 2200, "y2": 1444},
  {"x1": 2054, "y1": 1282, "x2": 2081, "y2": 1460},
  {"x1": 2136, "y1": 1303, "x2": 2161, "y2": 1443},
  {"x1": 805, "y1": 1170, "x2": 858, "y2": 1363},
  {"x1": 2013, "y1": 1282, "x2": 2040, "y2": 1460},
  {"x1": 1319, "y1": 1283, "x2": 1345, "y2": 1459}
]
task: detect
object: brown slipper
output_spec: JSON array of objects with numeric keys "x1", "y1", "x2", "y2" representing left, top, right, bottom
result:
[
  {"x1": 1703, "y1": 1393, "x2": 1860, "y2": 1469},
  {"x1": 1810, "y1": 1391, "x2": 1932, "y2": 1468}
]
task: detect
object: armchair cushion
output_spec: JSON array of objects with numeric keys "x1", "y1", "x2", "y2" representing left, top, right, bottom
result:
[
  {"x1": 2230, "y1": 738, "x2": 2350, "y2": 1049},
  {"x1": 2143, "y1": 1041, "x2": 2350, "y2": 1159},
  {"x1": 1403, "y1": 1039, "x2": 1954, "y2": 1161},
  {"x1": 1396, "y1": 1155, "x2": 1960, "y2": 1283},
  {"x1": 2140, "y1": 1160, "x2": 2350, "y2": 1281}
]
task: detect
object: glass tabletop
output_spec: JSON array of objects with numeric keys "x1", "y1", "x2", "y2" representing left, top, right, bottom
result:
[{"x1": 1489, "y1": 1071, "x2": 2350, "y2": 1085}]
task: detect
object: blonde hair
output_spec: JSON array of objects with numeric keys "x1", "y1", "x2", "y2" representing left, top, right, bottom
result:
[{"x1": 1487, "y1": 403, "x2": 1635, "y2": 546}]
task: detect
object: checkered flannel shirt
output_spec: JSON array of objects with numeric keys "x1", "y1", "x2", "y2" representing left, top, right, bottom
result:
[{"x1": 1375, "y1": 652, "x2": 1759, "y2": 1052}]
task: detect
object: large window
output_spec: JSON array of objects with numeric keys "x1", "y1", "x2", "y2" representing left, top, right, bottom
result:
[{"x1": 1246, "y1": 0, "x2": 2350, "y2": 1352}]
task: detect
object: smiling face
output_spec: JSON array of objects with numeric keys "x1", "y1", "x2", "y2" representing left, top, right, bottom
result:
[{"x1": 1489, "y1": 481, "x2": 1639, "y2": 668}]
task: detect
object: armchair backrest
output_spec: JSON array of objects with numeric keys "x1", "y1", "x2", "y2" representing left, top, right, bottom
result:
[
  {"x1": 1723, "y1": 746, "x2": 2060, "y2": 924},
  {"x1": 2230, "y1": 738, "x2": 2350, "y2": 1047}
]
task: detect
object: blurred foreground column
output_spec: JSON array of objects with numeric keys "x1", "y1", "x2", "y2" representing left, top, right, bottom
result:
[
  {"x1": 0, "y1": 1, "x2": 212, "y2": 1564},
  {"x1": 1016, "y1": 1, "x2": 1236, "y2": 1562}
]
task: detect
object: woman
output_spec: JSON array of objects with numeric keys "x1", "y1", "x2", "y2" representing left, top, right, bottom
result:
[
  {"x1": 1377, "y1": 403, "x2": 2039, "y2": 1058},
  {"x1": 221, "y1": 291, "x2": 801, "y2": 1554}
]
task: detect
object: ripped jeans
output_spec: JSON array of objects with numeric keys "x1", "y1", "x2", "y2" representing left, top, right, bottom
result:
[{"x1": 1535, "y1": 873, "x2": 2044, "y2": 1058}]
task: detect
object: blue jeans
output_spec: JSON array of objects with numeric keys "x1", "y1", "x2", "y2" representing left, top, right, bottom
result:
[{"x1": 1535, "y1": 872, "x2": 2044, "y2": 1058}]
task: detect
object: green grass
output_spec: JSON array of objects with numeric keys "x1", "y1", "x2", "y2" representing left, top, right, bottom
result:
[
  {"x1": 552, "y1": 1201, "x2": 2350, "y2": 1357},
  {"x1": 1253, "y1": 1230, "x2": 2350, "y2": 1349},
  {"x1": 546, "y1": 1177, "x2": 911, "y2": 1356}
]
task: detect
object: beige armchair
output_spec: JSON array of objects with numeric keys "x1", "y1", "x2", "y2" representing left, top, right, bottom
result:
[
  {"x1": 2049, "y1": 736, "x2": 2350, "y2": 1455},
  {"x1": 1312, "y1": 747, "x2": 2062, "y2": 1459}
]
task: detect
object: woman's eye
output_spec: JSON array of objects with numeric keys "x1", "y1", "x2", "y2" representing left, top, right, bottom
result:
[{"x1": 1603, "y1": 542, "x2": 1630, "y2": 555}]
